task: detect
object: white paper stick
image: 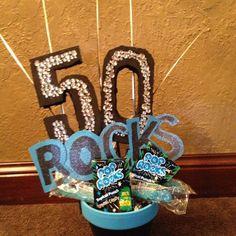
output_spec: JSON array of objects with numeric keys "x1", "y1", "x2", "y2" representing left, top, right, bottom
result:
[
  {"x1": 129, "y1": 0, "x2": 136, "y2": 116},
  {"x1": 0, "y1": 34, "x2": 55, "y2": 116},
  {"x1": 159, "y1": 30, "x2": 205, "y2": 88},
  {"x1": 0, "y1": 34, "x2": 33, "y2": 84},
  {"x1": 129, "y1": 0, "x2": 134, "y2": 47},
  {"x1": 41, "y1": 0, "x2": 53, "y2": 53},
  {"x1": 96, "y1": 0, "x2": 102, "y2": 88}
]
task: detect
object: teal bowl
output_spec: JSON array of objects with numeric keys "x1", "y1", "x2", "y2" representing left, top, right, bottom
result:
[{"x1": 81, "y1": 201, "x2": 159, "y2": 231}]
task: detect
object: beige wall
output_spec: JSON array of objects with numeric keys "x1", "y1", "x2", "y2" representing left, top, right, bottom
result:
[{"x1": 0, "y1": 0, "x2": 235, "y2": 162}]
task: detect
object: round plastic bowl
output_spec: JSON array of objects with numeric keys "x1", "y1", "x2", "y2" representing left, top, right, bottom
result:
[{"x1": 81, "y1": 201, "x2": 159, "y2": 230}]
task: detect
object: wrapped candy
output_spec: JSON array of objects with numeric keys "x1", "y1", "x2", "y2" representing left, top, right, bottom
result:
[
  {"x1": 50, "y1": 171, "x2": 195, "y2": 215},
  {"x1": 50, "y1": 172, "x2": 94, "y2": 204},
  {"x1": 130, "y1": 175, "x2": 195, "y2": 215},
  {"x1": 162, "y1": 179, "x2": 196, "y2": 215}
]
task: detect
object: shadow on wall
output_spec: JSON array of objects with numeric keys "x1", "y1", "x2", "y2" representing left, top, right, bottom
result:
[{"x1": 179, "y1": 118, "x2": 214, "y2": 154}]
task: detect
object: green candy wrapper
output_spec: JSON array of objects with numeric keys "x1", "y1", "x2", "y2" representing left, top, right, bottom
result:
[
  {"x1": 132, "y1": 141, "x2": 180, "y2": 184},
  {"x1": 92, "y1": 159, "x2": 133, "y2": 212}
]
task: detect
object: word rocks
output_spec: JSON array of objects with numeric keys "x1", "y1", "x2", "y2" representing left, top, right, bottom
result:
[
  {"x1": 96, "y1": 163, "x2": 124, "y2": 190},
  {"x1": 136, "y1": 153, "x2": 166, "y2": 176}
]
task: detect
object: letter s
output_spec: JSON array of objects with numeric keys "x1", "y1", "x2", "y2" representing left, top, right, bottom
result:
[{"x1": 154, "y1": 114, "x2": 184, "y2": 161}]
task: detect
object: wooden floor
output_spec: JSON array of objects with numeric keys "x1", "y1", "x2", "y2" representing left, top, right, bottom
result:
[{"x1": 0, "y1": 197, "x2": 235, "y2": 236}]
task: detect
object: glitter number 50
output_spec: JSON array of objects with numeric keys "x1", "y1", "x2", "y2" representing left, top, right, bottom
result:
[{"x1": 30, "y1": 46, "x2": 154, "y2": 142}]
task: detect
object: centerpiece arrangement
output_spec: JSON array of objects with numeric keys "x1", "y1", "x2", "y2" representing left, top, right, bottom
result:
[{"x1": 29, "y1": 45, "x2": 194, "y2": 235}]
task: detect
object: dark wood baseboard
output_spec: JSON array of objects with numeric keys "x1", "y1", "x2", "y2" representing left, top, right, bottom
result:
[{"x1": 1, "y1": 153, "x2": 236, "y2": 204}]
